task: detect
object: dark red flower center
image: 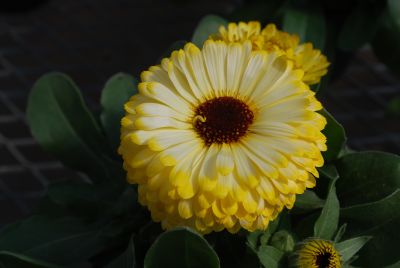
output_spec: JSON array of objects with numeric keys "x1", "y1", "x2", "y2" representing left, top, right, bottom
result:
[{"x1": 193, "y1": 96, "x2": 254, "y2": 145}]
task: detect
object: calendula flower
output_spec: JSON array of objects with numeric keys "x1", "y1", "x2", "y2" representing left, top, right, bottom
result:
[
  {"x1": 119, "y1": 40, "x2": 326, "y2": 234},
  {"x1": 211, "y1": 22, "x2": 330, "y2": 85},
  {"x1": 293, "y1": 239, "x2": 341, "y2": 268}
]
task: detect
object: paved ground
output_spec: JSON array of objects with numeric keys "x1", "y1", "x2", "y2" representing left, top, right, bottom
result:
[{"x1": 0, "y1": 0, "x2": 399, "y2": 227}]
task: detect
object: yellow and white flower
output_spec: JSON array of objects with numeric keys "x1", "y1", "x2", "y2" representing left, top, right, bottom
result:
[
  {"x1": 119, "y1": 39, "x2": 327, "y2": 234},
  {"x1": 212, "y1": 22, "x2": 330, "y2": 85}
]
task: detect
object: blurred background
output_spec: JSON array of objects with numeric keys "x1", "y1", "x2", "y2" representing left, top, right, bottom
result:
[{"x1": 0, "y1": 0, "x2": 399, "y2": 227}]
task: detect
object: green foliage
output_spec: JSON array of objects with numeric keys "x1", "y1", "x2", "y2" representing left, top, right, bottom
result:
[
  {"x1": 144, "y1": 227, "x2": 220, "y2": 268},
  {"x1": 294, "y1": 190, "x2": 325, "y2": 211},
  {"x1": 0, "y1": 251, "x2": 60, "y2": 268},
  {"x1": 101, "y1": 73, "x2": 138, "y2": 152},
  {"x1": 192, "y1": 15, "x2": 227, "y2": 47},
  {"x1": 335, "y1": 236, "x2": 371, "y2": 263},
  {"x1": 320, "y1": 109, "x2": 347, "y2": 162},
  {"x1": 258, "y1": 245, "x2": 285, "y2": 268},
  {"x1": 314, "y1": 179, "x2": 339, "y2": 240},
  {"x1": 336, "y1": 152, "x2": 400, "y2": 206},
  {"x1": 335, "y1": 152, "x2": 400, "y2": 266},
  {"x1": 27, "y1": 73, "x2": 118, "y2": 182},
  {"x1": 270, "y1": 230, "x2": 295, "y2": 253},
  {"x1": 0, "y1": 216, "x2": 114, "y2": 265}
]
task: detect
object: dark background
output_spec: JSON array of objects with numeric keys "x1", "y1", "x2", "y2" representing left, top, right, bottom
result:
[{"x1": 0, "y1": 0, "x2": 399, "y2": 227}]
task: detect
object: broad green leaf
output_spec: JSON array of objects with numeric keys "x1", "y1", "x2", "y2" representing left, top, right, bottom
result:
[
  {"x1": 340, "y1": 190, "x2": 400, "y2": 267},
  {"x1": 318, "y1": 163, "x2": 339, "y2": 180},
  {"x1": 336, "y1": 236, "x2": 371, "y2": 263},
  {"x1": 338, "y1": 1, "x2": 385, "y2": 50},
  {"x1": 259, "y1": 217, "x2": 281, "y2": 246},
  {"x1": 282, "y1": 2, "x2": 326, "y2": 50},
  {"x1": 314, "y1": 179, "x2": 339, "y2": 240},
  {"x1": 192, "y1": 15, "x2": 227, "y2": 47},
  {"x1": 257, "y1": 245, "x2": 284, "y2": 268},
  {"x1": 333, "y1": 223, "x2": 347, "y2": 243},
  {"x1": 47, "y1": 181, "x2": 133, "y2": 218},
  {"x1": 0, "y1": 251, "x2": 60, "y2": 268},
  {"x1": 0, "y1": 215, "x2": 115, "y2": 265},
  {"x1": 106, "y1": 236, "x2": 136, "y2": 268},
  {"x1": 144, "y1": 227, "x2": 220, "y2": 268},
  {"x1": 247, "y1": 231, "x2": 263, "y2": 252},
  {"x1": 101, "y1": 73, "x2": 138, "y2": 152},
  {"x1": 270, "y1": 230, "x2": 295, "y2": 253},
  {"x1": 27, "y1": 73, "x2": 114, "y2": 182},
  {"x1": 336, "y1": 152, "x2": 400, "y2": 206},
  {"x1": 320, "y1": 109, "x2": 346, "y2": 162},
  {"x1": 294, "y1": 190, "x2": 325, "y2": 210}
]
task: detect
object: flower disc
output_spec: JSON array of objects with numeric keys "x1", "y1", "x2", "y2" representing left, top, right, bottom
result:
[
  {"x1": 119, "y1": 40, "x2": 327, "y2": 233},
  {"x1": 293, "y1": 239, "x2": 342, "y2": 268}
]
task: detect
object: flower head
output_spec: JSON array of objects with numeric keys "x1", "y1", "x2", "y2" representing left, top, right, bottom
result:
[
  {"x1": 119, "y1": 40, "x2": 326, "y2": 234},
  {"x1": 293, "y1": 239, "x2": 341, "y2": 268},
  {"x1": 211, "y1": 22, "x2": 330, "y2": 85}
]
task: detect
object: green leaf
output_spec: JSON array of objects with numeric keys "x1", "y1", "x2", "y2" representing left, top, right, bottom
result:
[
  {"x1": 260, "y1": 217, "x2": 281, "y2": 246},
  {"x1": 106, "y1": 236, "x2": 136, "y2": 268},
  {"x1": 340, "y1": 190, "x2": 400, "y2": 267},
  {"x1": 247, "y1": 231, "x2": 263, "y2": 252},
  {"x1": 336, "y1": 152, "x2": 400, "y2": 206},
  {"x1": 282, "y1": 1, "x2": 326, "y2": 50},
  {"x1": 47, "y1": 181, "x2": 132, "y2": 218},
  {"x1": 0, "y1": 215, "x2": 115, "y2": 265},
  {"x1": 257, "y1": 245, "x2": 284, "y2": 268},
  {"x1": 338, "y1": 1, "x2": 385, "y2": 50},
  {"x1": 192, "y1": 15, "x2": 227, "y2": 47},
  {"x1": 294, "y1": 190, "x2": 325, "y2": 210},
  {"x1": 100, "y1": 73, "x2": 138, "y2": 152},
  {"x1": 0, "y1": 251, "x2": 60, "y2": 268},
  {"x1": 320, "y1": 109, "x2": 346, "y2": 162},
  {"x1": 335, "y1": 236, "x2": 371, "y2": 263},
  {"x1": 318, "y1": 164, "x2": 339, "y2": 180},
  {"x1": 333, "y1": 223, "x2": 347, "y2": 243},
  {"x1": 314, "y1": 179, "x2": 339, "y2": 240},
  {"x1": 144, "y1": 227, "x2": 220, "y2": 268},
  {"x1": 270, "y1": 230, "x2": 295, "y2": 253},
  {"x1": 27, "y1": 72, "x2": 114, "y2": 182}
]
